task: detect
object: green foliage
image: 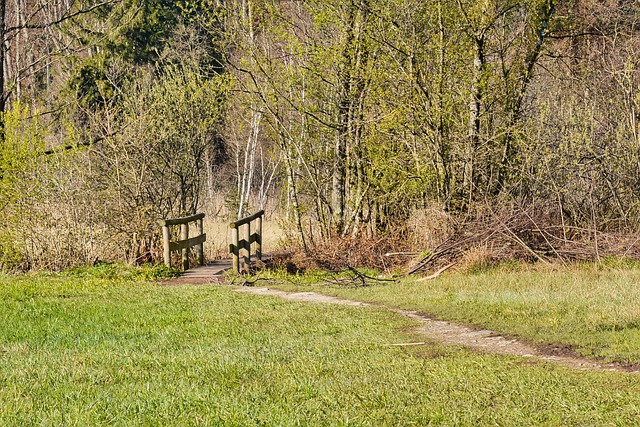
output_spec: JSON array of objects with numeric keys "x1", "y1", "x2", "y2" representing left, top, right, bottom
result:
[
  {"x1": 0, "y1": 104, "x2": 45, "y2": 203},
  {"x1": 0, "y1": 104, "x2": 46, "y2": 270},
  {"x1": 0, "y1": 232, "x2": 26, "y2": 271},
  {"x1": 117, "y1": 0, "x2": 181, "y2": 64},
  {"x1": 68, "y1": 54, "x2": 122, "y2": 110},
  {"x1": 66, "y1": 0, "x2": 221, "y2": 114},
  {"x1": 219, "y1": 0, "x2": 562, "y2": 237},
  {"x1": 41, "y1": 55, "x2": 231, "y2": 268},
  {"x1": 98, "y1": 64, "x2": 229, "y2": 218},
  {"x1": 72, "y1": 0, "x2": 182, "y2": 66},
  {"x1": 62, "y1": 262, "x2": 180, "y2": 281}
]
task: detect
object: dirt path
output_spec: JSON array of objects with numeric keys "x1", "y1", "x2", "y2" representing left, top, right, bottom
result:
[{"x1": 235, "y1": 287, "x2": 640, "y2": 374}]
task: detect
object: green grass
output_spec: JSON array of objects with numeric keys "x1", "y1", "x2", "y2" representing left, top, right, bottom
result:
[
  {"x1": 271, "y1": 263, "x2": 640, "y2": 365},
  {"x1": 1, "y1": 271, "x2": 640, "y2": 425}
]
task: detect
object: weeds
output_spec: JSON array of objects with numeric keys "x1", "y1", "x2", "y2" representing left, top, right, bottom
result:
[{"x1": 62, "y1": 262, "x2": 180, "y2": 281}]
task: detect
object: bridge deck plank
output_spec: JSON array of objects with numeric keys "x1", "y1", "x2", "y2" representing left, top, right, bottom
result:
[{"x1": 162, "y1": 259, "x2": 233, "y2": 285}]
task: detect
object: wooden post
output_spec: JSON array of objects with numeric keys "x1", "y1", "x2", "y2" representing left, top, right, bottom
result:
[
  {"x1": 255, "y1": 214, "x2": 262, "y2": 261},
  {"x1": 229, "y1": 210, "x2": 264, "y2": 273},
  {"x1": 181, "y1": 222, "x2": 189, "y2": 270},
  {"x1": 231, "y1": 225, "x2": 239, "y2": 272},
  {"x1": 162, "y1": 225, "x2": 171, "y2": 267},
  {"x1": 196, "y1": 218, "x2": 204, "y2": 266},
  {"x1": 159, "y1": 213, "x2": 205, "y2": 272},
  {"x1": 243, "y1": 223, "x2": 251, "y2": 273}
]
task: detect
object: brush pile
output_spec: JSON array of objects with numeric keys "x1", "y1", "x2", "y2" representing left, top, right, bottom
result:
[
  {"x1": 409, "y1": 203, "x2": 640, "y2": 275},
  {"x1": 283, "y1": 233, "x2": 413, "y2": 273},
  {"x1": 268, "y1": 202, "x2": 640, "y2": 277}
]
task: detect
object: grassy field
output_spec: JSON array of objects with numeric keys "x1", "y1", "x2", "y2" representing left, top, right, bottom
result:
[
  {"x1": 272, "y1": 261, "x2": 640, "y2": 366},
  {"x1": 0, "y1": 268, "x2": 640, "y2": 425}
]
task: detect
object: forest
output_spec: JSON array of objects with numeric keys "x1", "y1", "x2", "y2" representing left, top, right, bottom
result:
[{"x1": 1, "y1": 0, "x2": 640, "y2": 270}]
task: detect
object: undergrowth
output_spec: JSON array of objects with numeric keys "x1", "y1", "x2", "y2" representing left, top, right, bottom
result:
[{"x1": 62, "y1": 262, "x2": 180, "y2": 281}]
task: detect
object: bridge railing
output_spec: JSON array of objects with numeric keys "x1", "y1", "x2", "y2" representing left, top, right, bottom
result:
[
  {"x1": 158, "y1": 213, "x2": 206, "y2": 270},
  {"x1": 229, "y1": 210, "x2": 264, "y2": 273}
]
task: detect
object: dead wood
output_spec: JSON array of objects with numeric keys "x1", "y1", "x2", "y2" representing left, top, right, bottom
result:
[
  {"x1": 409, "y1": 202, "x2": 640, "y2": 276},
  {"x1": 416, "y1": 263, "x2": 455, "y2": 281}
]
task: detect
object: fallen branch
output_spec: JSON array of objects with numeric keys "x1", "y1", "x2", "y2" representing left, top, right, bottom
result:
[
  {"x1": 416, "y1": 263, "x2": 455, "y2": 281},
  {"x1": 385, "y1": 252, "x2": 418, "y2": 257},
  {"x1": 387, "y1": 342, "x2": 427, "y2": 347}
]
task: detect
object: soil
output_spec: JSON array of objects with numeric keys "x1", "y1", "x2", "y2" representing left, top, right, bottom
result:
[{"x1": 234, "y1": 287, "x2": 640, "y2": 374}]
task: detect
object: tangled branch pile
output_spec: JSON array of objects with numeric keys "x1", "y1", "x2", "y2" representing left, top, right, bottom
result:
[
  {"x1": 266, "y1": 201, "x2": 640, "y2": 278},
  {"x1": 265, "y1": 232, "x2": 414, "y2": 274},
  {"x1": 409, "y1": 203, "x2": 640, "y2": 275}
]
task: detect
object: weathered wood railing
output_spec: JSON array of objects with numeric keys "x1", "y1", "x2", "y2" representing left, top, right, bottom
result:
[
  {"x1": 158, "y1": 213, "x2": 206, "y2": 270},
  {"x1": 229, "y1": 210, "x2": 264, "y2": 273}
]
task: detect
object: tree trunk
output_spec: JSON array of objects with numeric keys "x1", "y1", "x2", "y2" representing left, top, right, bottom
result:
[
  {"x1": 465, "y1": 36, "x2": 484, "y2": 202},
  {"x1": 332, "y1": 0, "x2": 370, "y2": 235},
  {"x1": 436, "y1": 0, "x2": 451, "y2": 206},
  {"x1": 0, "y1": 0, "x2": 6, "y2": 120},
  {"x1": 284, "y1": 140, "x2": 307, "y2": 251}
]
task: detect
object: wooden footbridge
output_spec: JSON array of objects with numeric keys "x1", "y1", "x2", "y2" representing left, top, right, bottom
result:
[{"x1": 158, "y1": 210, "x2": 265, "y2": 284}]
